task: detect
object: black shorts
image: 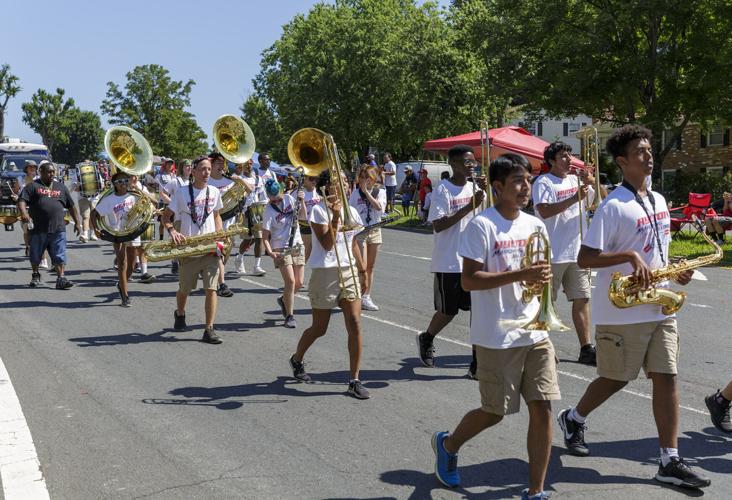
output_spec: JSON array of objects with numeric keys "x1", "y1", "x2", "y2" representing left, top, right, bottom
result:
[{"x1": 434, "y1": 272, "x2": 471, "y2": 315}]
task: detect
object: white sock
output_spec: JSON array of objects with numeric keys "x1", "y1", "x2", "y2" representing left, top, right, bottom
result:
[
  {"x1": 568, "y1": 407, "x2": 586, "y2": 424},
  {"x1": 255, "y1": 257, "x2": 262, "y2": 267},
  {"x1": 660, "y1": 447, "x2": 679, "y2": 467},
  {"x1": 141, "y1": 262, "x2": 148, "y2": 274}
]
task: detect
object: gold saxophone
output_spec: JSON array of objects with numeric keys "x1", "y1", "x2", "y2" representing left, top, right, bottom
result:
[
  {"x1": 608, "y1": 219, "x2": 723, "y2": 314},
  {"x1": 143, "y1": 223, "x2": 250, "y2": 262}
]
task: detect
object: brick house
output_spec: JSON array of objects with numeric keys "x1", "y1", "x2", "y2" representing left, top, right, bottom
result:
[{"x1": 660, "y1": 123, "x2": 732, "y2": 189}]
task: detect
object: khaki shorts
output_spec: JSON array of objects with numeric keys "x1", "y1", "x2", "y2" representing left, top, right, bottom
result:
[
  {"x1": 178, "y1": 254, "x2": 220, "y2": 293},
  {"x1": 274, "y1": 247, "x2": 306, "y2": 269},
  {"x1": 476, "y1": 339, "x2": 560, "y2": 416},
  {"x1": 551, "y1": 261, "x2": 591, "y2": 301},
  {"x1": 78, "y1": 197, "x2": 94, "y2": 220},
  {"x1": 595, "y1": 318, "x2": 679, "y2": 381},
  {"x1": 356, "y1": 227, "x2": 382, "y2": 245},
  {"x1": 309, "y1": 266, "x2": 360, "y2": 309}
]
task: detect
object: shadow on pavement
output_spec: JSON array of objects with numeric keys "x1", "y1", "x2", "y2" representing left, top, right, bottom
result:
[{"x1": 69, "y1": 329, "x2": 202, "y2": 347}]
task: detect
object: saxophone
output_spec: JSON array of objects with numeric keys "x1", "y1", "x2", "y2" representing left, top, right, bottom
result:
[
  {"x1": 143, "y1": 223, "x2": 250, "y2": 262},
  {"x1": 608, "y1": 219, "x2": 723, "y2": 315}
]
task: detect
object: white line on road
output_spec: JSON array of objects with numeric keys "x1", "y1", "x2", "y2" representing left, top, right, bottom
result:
[
  {"x1": 689, "y1": 303, "x2": 713, "y2": 309},
  {"x1": 0, "y1": 357, "x2": 50, "y2": 500},
  {"x1": 380, "y1": 250, "x2": 431, "y2": 261},
  {"x1": 238, "y1": 277, "x2": 708, "y2": 415}
]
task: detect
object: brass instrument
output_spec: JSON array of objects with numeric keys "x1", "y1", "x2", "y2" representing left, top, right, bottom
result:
[
  {"x1": 520, "y1": 229, "x2": 570, "y2": 332},
  {"x1": 144, "y1": 223, "x2": 250, "y2": 262},
  {"x1": 288, "y1": 128, "x2": 362, "y2": 300},
  {"x1": 98, "y1": 126, "x2": 157, "y2": 242},
  {"x1": 609, "y1": 216, "x2": 722, "y2": 314},
  {"x1": 213, "y1": 115, "x2": 255, "y2": 220},
  {"x1": 574, "y1": 126, "x2": 604, "y2": 238},
  {"x1": 355, "y1": 212, "x2": 400, "y2": 236},
  {"x1": 479, "y1": 119, "x2": 493, "y2": 207}
]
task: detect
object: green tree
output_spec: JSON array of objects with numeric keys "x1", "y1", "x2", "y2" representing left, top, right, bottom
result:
[
  {"x1": 101, "y1": 64, "x2": 208, "y2": 159},
  {"x1": 52, "y1": 109, "x2": 104, "y2": 165},
  {"x1": 0, "y1": 64, "x2": 21, "y2": 139},
  {"x1": 482, "y1": 0, "x2": 732, "y2": 179},
  {"x1": 21, "y1": 88, "x2": 75, "y2": 151}
]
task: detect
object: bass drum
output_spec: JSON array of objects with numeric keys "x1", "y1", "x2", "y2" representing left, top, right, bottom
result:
[
  {"x1": 0, "y1": 205, "x2": 19, "y2": 231},
  {"x1": 247, "y1": 202, "x2": 266, "y2": 231},
  {"x1": 78, "y1": 162, "x2": 103, "y2": 198}
]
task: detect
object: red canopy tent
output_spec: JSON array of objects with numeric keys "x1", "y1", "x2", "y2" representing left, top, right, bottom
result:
[{"x1": 422, "y1": 126, "x2": 585, "y2": 175}]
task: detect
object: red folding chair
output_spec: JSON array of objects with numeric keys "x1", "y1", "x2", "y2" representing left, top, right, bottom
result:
[{"x1": 669, "y1": 193, "x2": 717, "y2": 238}]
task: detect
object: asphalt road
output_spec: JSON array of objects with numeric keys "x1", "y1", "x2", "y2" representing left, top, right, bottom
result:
[{"x1": 0, "y1": 224, "x2": 730, "y2": 499}]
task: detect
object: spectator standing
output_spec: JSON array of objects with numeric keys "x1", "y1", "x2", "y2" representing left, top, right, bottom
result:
[
  {"x1": 382, "y1": 153, "x2": 397, "y2": 212},
  {"x1": 399, "y1": 166, "x2": 418, "y2": 216},
  {"x1": 418, "y1": 167, "x2": 432, "y2": 214}
]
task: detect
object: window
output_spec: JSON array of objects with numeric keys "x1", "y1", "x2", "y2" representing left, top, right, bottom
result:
[
  {"x1": 568, "y1": 123, "x2": 581, "y2": 134},
  {"x1": 661, "y1": 169, "x2": 678, "y2": 191},
  {"x1": 707, "y1": 166, "x2": 724, "y2": 177},
  {"x1": 662, "y1": 129, "x2": 680, "y2": 150},
  {"x1": 520, "y1": 121, "x2": 537, "y2": 135},
  {"x1": 708, "y1": 125, "x2": 726, "y2": 146}
]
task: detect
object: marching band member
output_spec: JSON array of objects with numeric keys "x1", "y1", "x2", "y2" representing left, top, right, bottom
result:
[
  {"x1": 236, "y1": 158, "x2": 268, "y2": 276},
  {"x1": 154, "y1": 158, "x2": 176, "y2": 240},
  {"x1": 416, "y1": 144, "x2": 484, "y2": 376},
  {"x1": 92, "y1": 171, "x2": 139, "y2": 307},
  {"x1": 127, "y1": 174, "x2": 156, "y2": 283},
  {"x1": 165, "y1": 159, "x2": 192, "y2": 275},
  {"x1": 432, "y1": 153, "x2": 557, "y2": 500},
  {"x1": 208, "y1": 153, "x2": 236, "y2": 298},
  {"x1": 348, "y1": 164, "x2": 386, "y2": 311},
  {"x1": 289, "y1": 170, "x2": 369, "y2": 399},
  {"x1": 71, "y1": 160, "x2": 102, "y2": 243},
  {"x1": 299, "y1": 173, "x2": 322, "y2": 262},
  {"x1": 262, "y1": 178, "x2": 305, "y2": 328},
  {"x1": 162, "y1": 156, "x2": 225, "y2": 345},
  {"x1": 532, "y1": 141, "x2": 599, "y2": 365},
  {"x1": 557, "y1": 125, "x2": 710, "y2": 489}
]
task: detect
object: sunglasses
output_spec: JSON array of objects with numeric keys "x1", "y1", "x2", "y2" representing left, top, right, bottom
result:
[{"x1": 113, "y1": 178, "x2": 130, "y2": 185}]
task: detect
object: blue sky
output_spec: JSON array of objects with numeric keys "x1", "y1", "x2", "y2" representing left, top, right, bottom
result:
[{"x1": 3, "y1": 0, "x2": 340, "y2": 145}]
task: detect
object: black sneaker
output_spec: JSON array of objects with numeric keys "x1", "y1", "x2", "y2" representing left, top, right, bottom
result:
[
  {"x1": 655, "y1": 456, "x2": 711, "y2": 488},
  {"x1": 578, "y1": 344, "x2": 597, "y2": 365},
  {"x1": 416, "y1": 332, "x2": 435, "y2": 367},
  {"x1": 347, "y1": 379, "x2": 371, "y2": 399},
  {"x1": 289, "y1": 355, "x2": 311, "y2": 382},
  {"x1": 29, "y1": 272, "x2": 42, "y2": 288},
  {"x1": 201, "y1": 328, "x2": 222, "y2": 344},
  {"x1": 55, "y1": 276, "x2": 74, "y2": 290},
  {"x1": 171, "y1": 260, "x2": 179, "y2": 275},
  {"x1": 467, "y1": 358, "x2": 477, "y2": 380},
  {"x1": 705, "y1": 391, "x2": 732, "y2": 433},
  {"x1": 121, "y1": 296, "x2": 131, "y2": 308},
  {"x1": 217, "y1": 283, "x2": 234, "y2": 297},
  {"x1": 139, "y1": 272, "x2": 156, "y2": 283},
  {"x1": 557, "y1": 408, "x2": 590, "y2": 456},
  {"x1": 173, "y1": 311, "x2": 187, "y2": 331},
  {"x1": 277, "y1": 295, "x2": 287, "y2": 317},
  {"x1": 284, "y1": 314, "x2": 297, "y2": 329}
]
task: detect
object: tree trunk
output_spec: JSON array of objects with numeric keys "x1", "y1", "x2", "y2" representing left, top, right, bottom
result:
[{"x1": 0, "y1": 108, "x2": 5, "y2": 139}]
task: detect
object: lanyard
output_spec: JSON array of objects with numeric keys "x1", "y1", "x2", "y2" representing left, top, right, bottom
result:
[
  {"x1": 188, "y1": 183, "x2": 211, "y2": 229},
  {"x1": 358, "y1": 187, "x2": 374, "y2": 224},
  {"x1": 269, "y1": 197, "x2": 292, "y2": 219},
  {"x1": 621, "y1": 180, "x2": 666, "y2": 266}
]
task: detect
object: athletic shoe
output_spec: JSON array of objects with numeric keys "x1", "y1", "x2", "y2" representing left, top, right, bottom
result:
[
  {"x1": 55, "y1": 276, "x2": 74, "y2": 290},
  {"x1": 217, "y1": 283, "x2": 234, "y2": 297},
  {"x1": 521, "y1": 489, "x2": 551, "y2": 499},
  {"x1": 277, "y1": 295, "x2": 287, "y2": 317},
  {"x1": 557, "y1": 408, "x2": 590, "y2": 456},
  {"x1": 201, "y1": 328, "x2": 222, "y2": 344},
  {"x1": 466, "y1": 358, "x2": 478, "y2": 380},
  {"x1": 171, "y1": 260, "x2": 179, "y2": 275},
  {"x1": 347, "y1": 379, "x2": 370, "y2": 399},
  {"x1": 121, "y1": 296, "x2": 131, "y2": 308},
  {"x1": 173, "y1": 311, "x2": 187, "y2": 331},
  {"x1": 235, "y1": 254, "x2": 246, "y2": 275},
  {"x1": 655, "y1": 456, "x2": 711, "y2": 488},
  {"x1": 252, "y1": 265, "x2": 266, "y2": 276},
  {"x1": 139, "y1": 273, "x2": 156, "y2": 284},
  {"x1": 431, "y1": 431, "x2": 460, "y2": 488},
  {"x1": 416, "y1": 332, "x2": 435, "y2": 367},
  {"x1": 89, "y1": 232, "x2": 98, "y2": 241},
  {"x1": 78, "y1": 235, "x2": 87, "y2": 243},
  {"x1": 133, "y1": 264, "x2": 142, "y2": 274},
  {"x1": 705, "y1": 391, "x2": 732, "y2": 433},
  {"x1": 39, "y1": 258, "x2": 49, "y2": 270},
  {"x1": 361, "y1": 295, "x2": 380, "y2": 311},
  {"x1": 29, "y1": 272, "x2": 42, "y2": 288},
  {"x1": 284, "y1": 315, "x2": 297, "y2": 329},
  {"x1": 289, "y1": 355, "x2": 311, "y2": 382},
  {"x1": 578, "y1": 344, "x2": 597, "y2": 365}
]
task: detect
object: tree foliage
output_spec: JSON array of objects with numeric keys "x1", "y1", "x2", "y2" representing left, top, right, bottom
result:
[
  {"x1": 101, "y1": 64, "x2": 208, "y2": 160},
  {"x1": 0, "y1": 64, "x2": 22, "y2": 139},
  {"x1": 21, "y1": 88, "x2": 75, "y2": 151},
  {"x1": 52, "y1": 109, "x2": 105, "y2": 165}
]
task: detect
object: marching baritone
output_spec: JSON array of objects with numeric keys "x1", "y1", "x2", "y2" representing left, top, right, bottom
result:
[
  {"x1": 557, "y1": 125, "x2": 710, "y2": 489},
  {"x1": 162, "y1": 156, "x2": 225, "y2": 344},
  {"x1": 432, "y1": 153, "x2": 557, "y2": 500}
]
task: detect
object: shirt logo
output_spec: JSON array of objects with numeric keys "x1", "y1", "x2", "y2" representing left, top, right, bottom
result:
[
  {"x1": 37, "y1": 187, "x2": 61, "y2": 197},
  {"x1": 449, "y1": 196, "x2": 471, "y2": 211},
  {"x1": 492, "y1": 238, "x2": 528, "y2": 256}
]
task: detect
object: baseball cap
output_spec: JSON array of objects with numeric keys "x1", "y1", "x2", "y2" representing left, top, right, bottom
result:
[
  {"x1": 179, "y1": 159, "x2": 192, "y2": 167},
  {"x1": 24, "y1": 160, "x2": 38, "y2": 167}
]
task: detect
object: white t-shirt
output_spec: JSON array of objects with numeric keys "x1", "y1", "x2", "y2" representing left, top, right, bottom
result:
[
  {"x1": 383, "y1": 161, "x2": 397, "y2": 187},
  {"x1": 459, "y1": 207, "x2": 550, "y2": 349},
  {"x1": 427, "y1": 179, "x2": 478, "y2": 273},
  {"x1": 308, "y1": 203, "x2": 363, "y2": 268},
  {"x1": 262, "y1": 194, "x2": 303, "y2": 249},
  {"x1": 349, "y1": 187, "x2": 386, "y2": 225},
  {"x1": 258, "y1": 168, "x2": 276, "y2": 184},
  {"x1": 165, "y1": 177, "x2": 189, "y2": 198},
  {"x1": 207, "y1": 176, "x2": 235, "y2": 195},
  {"x1": 169, "y1": 184, "x2": 223, "y2": 237},
  {"x1": 583, "y1": 185, "x2": 672, "y2": 325},
  {"x1": 423, "y1": 192, "x2": 432, "y2": 211},
  {"x1": 531, "y1": 173, "x2": 594, "y2": 263},
  {"x1": 154, "y1": 172, "x2": 176, "y2": 198},
  {"x1": 302, "y1": 189, "x2": 321, "y2": 221},
  {"x1": 95, "y1": 192, "x2": 136, "y2": 232}
]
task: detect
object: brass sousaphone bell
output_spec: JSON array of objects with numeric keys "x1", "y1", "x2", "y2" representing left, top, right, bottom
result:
[{"x1": 213, "y1": 114, "x2": 255, "y2": 220}]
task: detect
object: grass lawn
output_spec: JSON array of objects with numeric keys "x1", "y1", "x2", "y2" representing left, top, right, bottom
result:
[
  {"x1": 669, "y1": 231, "x2": 732, "y2": 268},
  {"x1": 385, "y1": 212, "x2": 431, "y2": 232}
]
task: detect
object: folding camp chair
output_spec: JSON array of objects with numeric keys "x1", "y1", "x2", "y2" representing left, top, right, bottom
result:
[{"x1": 669, "y1": 192, "x2": 717, "y2": 239}]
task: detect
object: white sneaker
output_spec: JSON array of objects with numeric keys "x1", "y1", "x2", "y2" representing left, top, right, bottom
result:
[
  {"x1": 361, "y1": 295, "x2": 379, "y2": 311},
  {"x1": 89, "y1": 232, "x2": 98, "y2": 241},
  {"x1": 79, "y1": 235, "x2": 87, "y2": 243},
  {"x1": 252, "y1": 265, "x2": 266, "y2": 276},
  {"x1": 39, "y1": 258, "x2": 49, "y2": 270},
  {"x1": 235, "y1": 254, "x2": 246, "y2": 275}
]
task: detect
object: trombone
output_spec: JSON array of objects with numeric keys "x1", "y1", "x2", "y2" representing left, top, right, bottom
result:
[
  {"x1": 473, "y1": 119, "x2": 494, "y2": 215},
  {"x1": 288, "y1": 128, "x2": 362, "y2": 300},
  {"x1": 574, "y1": 126, "x2": 604, "y2": 238}
]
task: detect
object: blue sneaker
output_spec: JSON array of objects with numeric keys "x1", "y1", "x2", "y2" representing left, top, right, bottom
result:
[
  {"x1": 431, "y1": 431, "x2": 460, "y2": 487},
  {"x1": 521, "y1": 489, "x2": 551, "y2": 499}
]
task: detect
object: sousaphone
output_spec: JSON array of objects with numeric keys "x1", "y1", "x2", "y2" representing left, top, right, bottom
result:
[{"x1": 213, "y1": 114, "x2": 255, "y2": 220}]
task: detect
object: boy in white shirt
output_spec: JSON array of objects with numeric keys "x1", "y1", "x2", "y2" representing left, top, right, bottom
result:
[
  {"x1": 557, "y1": 125, "x2": 710, "y2": 489},
  {"x1": 209, "y1": 153, "x2": 237, "y2": 298},
  {"x1": 431, "y1": 153, "x2": 557, "y2": 500}
]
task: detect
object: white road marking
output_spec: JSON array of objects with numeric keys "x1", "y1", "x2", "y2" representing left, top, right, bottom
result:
[
  {"x1": 380, "y1": 250, "x2": 431, "y2": 261},
  {"x1": 689, "y1": 303, "x2": 712, "y2": 309},
  {"x1": 0, "y1": 357, "x2": 50, "y2": 500},
  {"x1": 239, "y1": 277, "x2": 708, "y2": 415}
]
